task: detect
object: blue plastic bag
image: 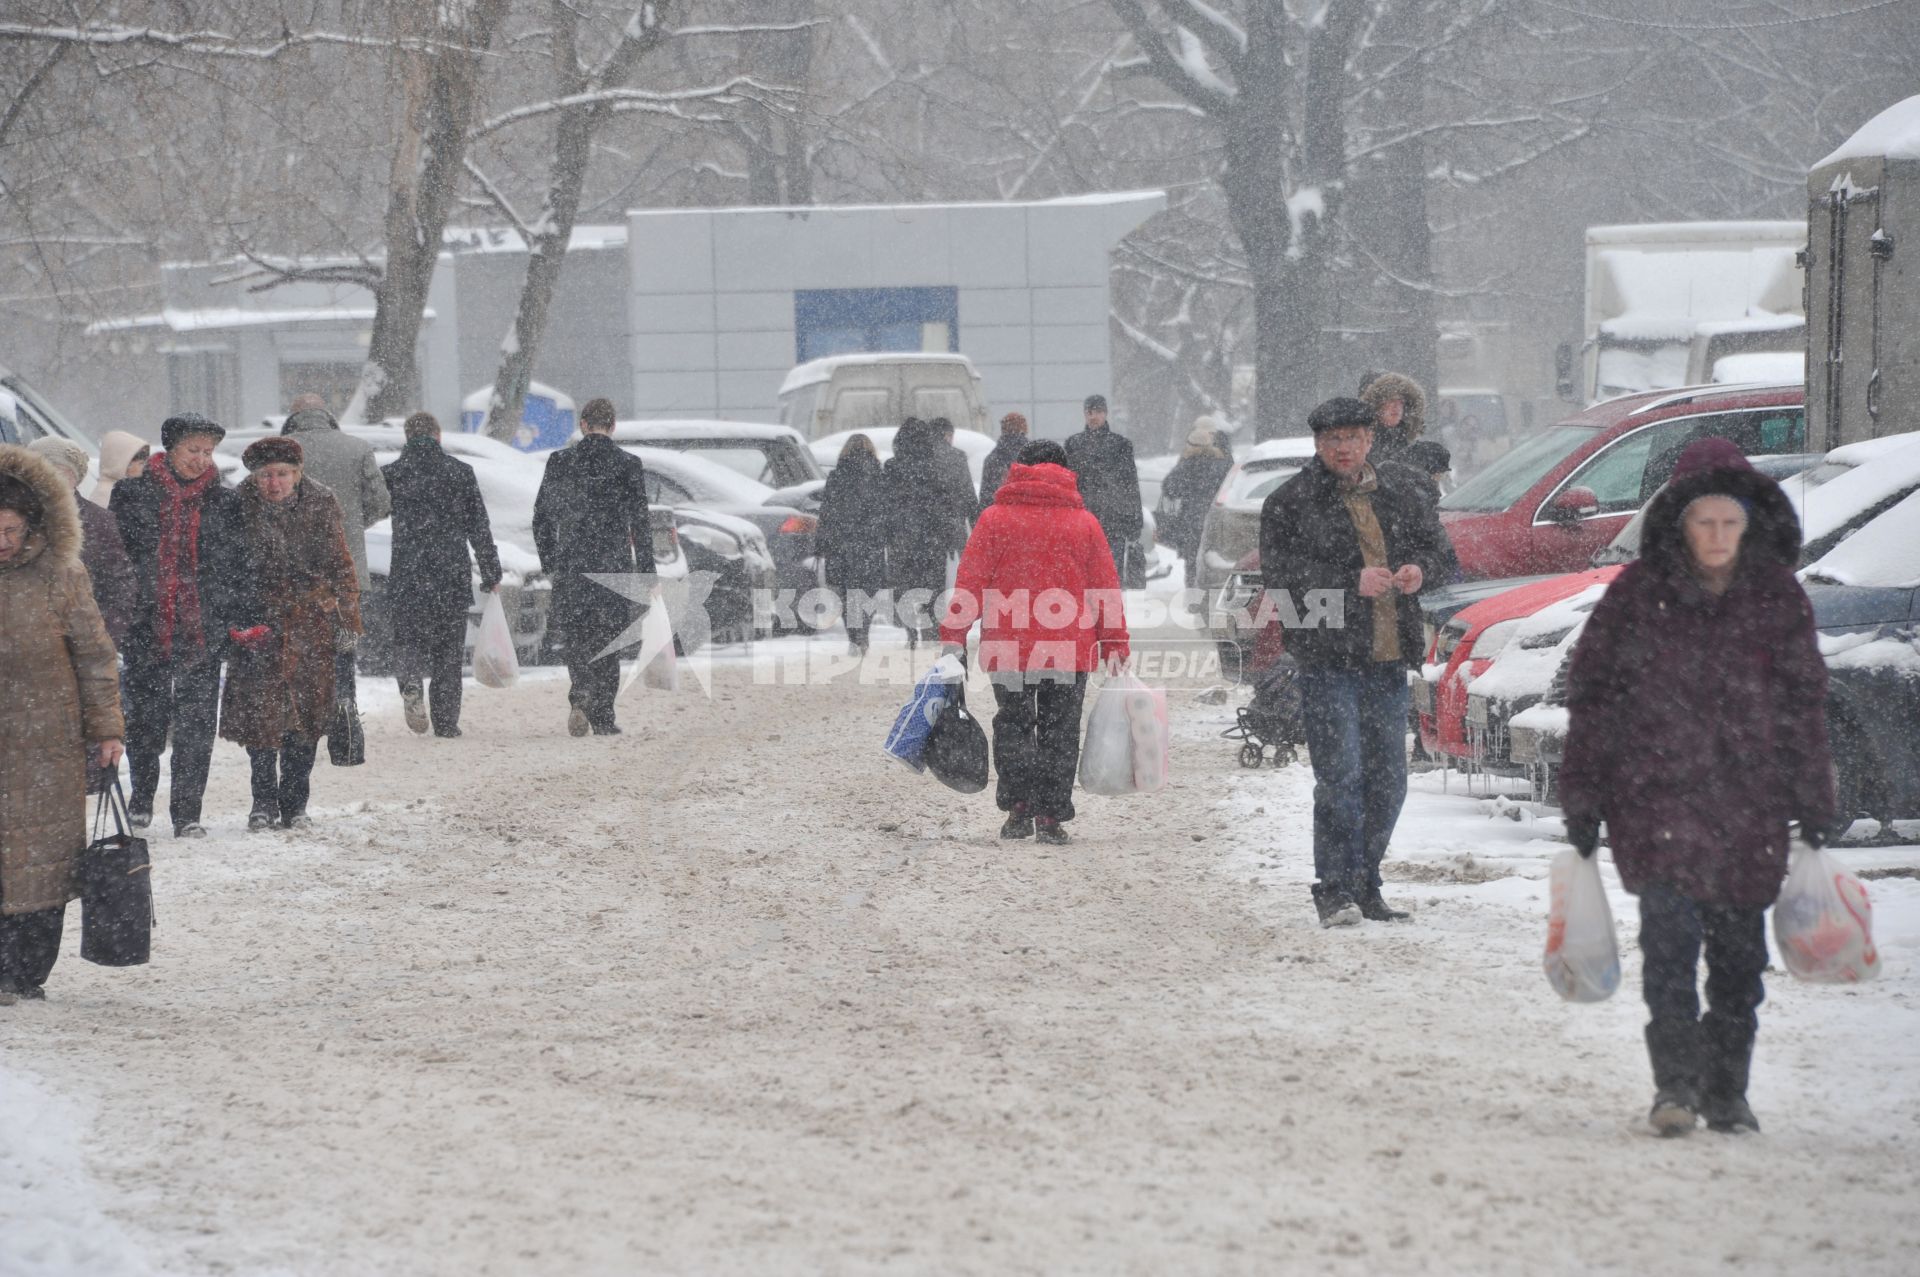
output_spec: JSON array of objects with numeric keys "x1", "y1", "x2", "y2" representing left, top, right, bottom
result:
[{"x1": 884, "y1": 655, "x2": 965, "y2": 771}]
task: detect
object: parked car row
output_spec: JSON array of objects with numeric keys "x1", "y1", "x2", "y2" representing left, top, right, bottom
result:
[{"x1": 1431, "y1": 427, "x2": 1920, "y2": 837}]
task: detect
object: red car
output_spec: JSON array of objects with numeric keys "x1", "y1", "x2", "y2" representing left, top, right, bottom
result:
[
  {"x1": 1414, "y1": 567, "x2": 1623, "y2": 760},
  {"x1": 1438, "y1": 383, "x2": 1806, "y2": 580}
]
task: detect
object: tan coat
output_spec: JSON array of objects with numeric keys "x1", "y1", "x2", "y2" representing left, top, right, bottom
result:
[
  {"x1": 0, "y1": 446, "x2": 124, "y2": 915},
  {"x1": 217, "y1": 477, "x2": 361, "y2": 749}
]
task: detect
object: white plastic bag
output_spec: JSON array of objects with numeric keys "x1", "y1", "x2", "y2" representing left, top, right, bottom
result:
[
  {"x1": 1774, "y1": 844, "x2": 1881, "y2": 983},
  {"x1": 1078, "y1": 672, "x2": 1170, "y2": 796},
  {"x1": 637, "y1": 588, "x2": 678, "y2": 692},
  {"x1": 1543, "y1": 847, "x2": 1621, "y2": 1002},
  {"x1": 472, "y1": 590, "x2": 520, "y2": 689}
]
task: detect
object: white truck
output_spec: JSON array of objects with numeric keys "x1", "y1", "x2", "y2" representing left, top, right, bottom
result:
[{"x1": 1575, "y1": 221, "x2": 1806, "y2": 404}]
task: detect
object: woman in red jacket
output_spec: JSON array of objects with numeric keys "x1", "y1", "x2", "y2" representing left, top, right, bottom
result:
[
  {"x1": 1561, "y1": 438, "x2": 1834, "y2": 1138},
  {"x1": 941, "y1": 441, "x2": 1129, "y2": 845}
]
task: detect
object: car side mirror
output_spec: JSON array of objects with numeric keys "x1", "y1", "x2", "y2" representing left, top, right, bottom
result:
[{"x1": 1548, "y1": 487, "x2": 1599, "y2": 524}]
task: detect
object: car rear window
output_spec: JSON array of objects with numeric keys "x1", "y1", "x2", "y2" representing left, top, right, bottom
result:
[
  {"x1": 1440, "y1": 426, "x2": 1597, "y2": 513},
  {"x1": 1224, "y1": 461, "x2": 1304, "y2": 506}
]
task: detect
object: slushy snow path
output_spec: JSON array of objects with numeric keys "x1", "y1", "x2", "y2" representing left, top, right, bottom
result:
[{"x1": 3, "y1": 653, "x2": 1916, "y2": 1275}]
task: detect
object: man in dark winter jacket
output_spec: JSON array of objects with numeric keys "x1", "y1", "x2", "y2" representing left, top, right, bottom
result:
[
  {"x1": 1064, "y1": 394, "x2": 1143, "y2": 582},
  {"x1": 533, "y1": 396, "x2": 654, "y2": 736},
  {"x1": 382, "y1": 412, "x2": 503, "y2": 738},
  {"x1": 977, "y1": 411, "x2": 1028, "y2": 514},
  {"x1": 1259, "y1": 397, "x2": 1455, "y2": 927},
  {"x1": 111, "y1": 413, "x2": 242, "y2": 836},
  {"x1": 283, "y1": 394, "x2": 391, "y2": 719}
]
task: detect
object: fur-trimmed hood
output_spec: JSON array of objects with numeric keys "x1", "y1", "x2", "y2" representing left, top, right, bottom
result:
[
  {"x1": 1360, "y1": 373, "x2": 1427, "y2": 440},
  {"x1": 0, "y1": 443, "x2": 82, "y2": 571},
  {"x1": 1638, "y1": 439, "x2": 1801, "y2": 581}
]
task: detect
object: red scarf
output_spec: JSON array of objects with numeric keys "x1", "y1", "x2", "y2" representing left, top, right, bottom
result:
[{"x1": 151, "y1": 453, "x2": 217, "y2": 659}]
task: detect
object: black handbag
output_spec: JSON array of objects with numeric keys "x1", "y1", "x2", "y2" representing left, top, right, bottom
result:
[
  {"x1": 924, "y1": 682, "x2": 990, "y2": 794},
  {"x1": 80, "y1": 781, "x2": 153, "y2": 967},
  {"x1": 327, "y1": 697, "x2": 365, "y2": 767}
]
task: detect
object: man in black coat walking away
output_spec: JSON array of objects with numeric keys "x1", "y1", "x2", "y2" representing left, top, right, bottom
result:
[
  {"x1": 1260, "y1": 398, "x2": 1455, "y2": 927},
  {"x1": 533, "y1": 396, "x2": 654, "y2": 736},
  {"x1": 1064, "y1": 394, "x2": 1143, "y2": 584},
  {"x1": 382, "y1": 412, "x2": 503, "y2": 738},
  {"x1": 111, "y1": 413, "x2": 242, "y2": 837},
  {"x1": 977, "y1": 411, "x2": 1028, "y2": 514}
]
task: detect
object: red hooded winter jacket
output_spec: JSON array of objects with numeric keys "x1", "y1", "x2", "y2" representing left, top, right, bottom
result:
[{"x1": 939, "y1": 461, "x2": 1130, "y2": 673}]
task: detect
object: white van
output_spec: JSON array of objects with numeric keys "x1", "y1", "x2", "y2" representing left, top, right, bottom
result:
[{"x1": 776, "y1": 353, "x2": 991, "y2": 441}]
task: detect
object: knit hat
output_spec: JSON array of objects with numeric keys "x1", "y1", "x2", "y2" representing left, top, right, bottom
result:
[
  {"x1": 242, "y1": 436, "x2": 303, "y2": 470},
  {"x1": 160, "y1": 413, "x2": 225, "y2": 451},
  {"x1": 26, "y1": 436, "x2": 91, "y2": 487},
  {"x1": 1403, "y1": 440, "x2": 1452, "y2": 475},
  {"x1": 1307, "y1": 397, "x2": 1378, "y2": 434},
  {"x1": 1083, "y1": 394, "x2": 1107, "y2": 413}
]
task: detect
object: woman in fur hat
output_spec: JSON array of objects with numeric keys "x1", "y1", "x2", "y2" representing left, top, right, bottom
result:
[
  {"x1": 217, "y1": 436, "x2": 362, "y2": 832},
  {"x1": 0, "y1": 446, "x2": 124, "y2": 1002}
]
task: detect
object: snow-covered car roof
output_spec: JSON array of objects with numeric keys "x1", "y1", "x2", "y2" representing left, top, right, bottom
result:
[
  {"x1": 810, "y1": 426, "x2": 996, "y2": 487},
  {"x1": 1802, "y1": 488, "x2": 1920, "y2": 590},
  {"x1": 1242, "y1": 437, "x2": 1320, "y2": 467},
  {"x1": 613, "y1": 442, "x2": 776, "y2": 506},
  {"x1": 608, "y1": 418, "x2": 808, "y2": 444},
  {"x1": 1796, "y1": 432, "x2": 1920, "y2": 547},
  {"x1": 778, "y1": 352, "x2": 979, "y2": 396}
]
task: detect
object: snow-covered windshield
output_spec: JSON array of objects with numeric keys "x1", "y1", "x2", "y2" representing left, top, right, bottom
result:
[
  {"x1": 1802, "y1": 488, "x2": 1920, "y2": 589},
  {"x1": 1439, "y1": 425, "x2": 1597, "y2": 513}
]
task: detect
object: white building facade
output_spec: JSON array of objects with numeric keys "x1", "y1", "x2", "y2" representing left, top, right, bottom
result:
[{"x1": 625, "y1": 191, "x2": 1165, "y2": 437}]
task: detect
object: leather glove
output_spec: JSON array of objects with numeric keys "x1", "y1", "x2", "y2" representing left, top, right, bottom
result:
[
  {"x1": 228, "y1": 624, "x2": 272, "y2": 651},
  {"x1": 1566, "y1": 814, "x2": 1602, "y2": 859},
  {"x1": 1796, "y1": 819, "x2": 1827, "y2": 851}
]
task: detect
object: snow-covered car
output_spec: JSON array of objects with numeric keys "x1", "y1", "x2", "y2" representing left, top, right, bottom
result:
[
  {"x1": 0, "y1": 363, "x2": 96, "y2": 457},
  {"x1": 610, "y1": 418, "x2": 821, "y2": 491},
  {"x1": 670, "y1": 505, "x2": 777, "y2": 646},
  {"x1": 607, "y1": 442, "x2": 819, "y2": 620},
  {"x1": 1494, "y1": 459, "x2": 1920, "y2": 830},
  {"x1": 1200, "y1": 437, "x2": 1323, "y2": 674}
]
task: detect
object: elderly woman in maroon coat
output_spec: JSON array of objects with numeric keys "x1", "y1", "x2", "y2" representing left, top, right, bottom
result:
[{"x1": 1561, "y1": 437, "x2": 1834, "y2": 1138}]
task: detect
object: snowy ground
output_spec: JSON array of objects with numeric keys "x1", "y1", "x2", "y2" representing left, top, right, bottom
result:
[{"x1": 3, "y1": 628, "x2": 1917, "y2": 1275}]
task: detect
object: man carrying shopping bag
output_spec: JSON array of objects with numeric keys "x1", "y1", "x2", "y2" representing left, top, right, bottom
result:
[
  {"x1": 941, "y1": 440, "x2": 1128, "y2": 845},
  {"x1": 1259, "y1": 397, "x2": 1454, "y2": 927}
]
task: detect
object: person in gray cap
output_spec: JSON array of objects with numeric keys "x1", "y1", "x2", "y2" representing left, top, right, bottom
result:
[
  {"x1": 282, "y1": 394, "x2": 390, "y2": 714},
  {"x1": 110, "y1": 414, "x2": 242, "y2": 836}
]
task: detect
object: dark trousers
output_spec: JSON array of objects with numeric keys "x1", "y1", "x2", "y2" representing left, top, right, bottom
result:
[
  {"x1": 0, "y1": 904, "x2": 64, "y2": 992},
  {"x1": 568, "y1": 654, "x2": 622, "y2": 731},
  {"x1": 1638, "y1": 882, "x2": 1770, "y2": 1101},
  {"x1": 1299, "y1": 662, "x2": 1410, "y2": 899},
  {"x1": 989, "y1": 672, "x2": 1088, "y2": 822},
  {"x1": 124, "y1": 651, "x2": 221, "y2": 827},
  {"x1": 249, "y1": 735, "x2": 320, "y2": 820},
  {"x1": 398, "y1": 614, "x2": 467, "y2": 734}
]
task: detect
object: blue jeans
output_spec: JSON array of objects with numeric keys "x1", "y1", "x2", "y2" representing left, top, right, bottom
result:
[{"x1": 1299, "y1": 662, "x2": 1410, "y2": 898}]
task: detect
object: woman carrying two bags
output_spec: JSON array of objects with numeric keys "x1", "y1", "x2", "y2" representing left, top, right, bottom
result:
[
  {"x1": 216, "y1": 438, "x2": 361, "y2": 833},
  {"x1": 1560, "y1": 438, "x2": 1834, "y2": 1138}
]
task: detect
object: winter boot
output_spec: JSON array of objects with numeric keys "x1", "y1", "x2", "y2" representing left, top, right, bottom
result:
[
  {"x1": 1035, "y1": 817, "x2": 1070, "y2": 846},
  {"x1": 1359, "y1": 887, "x2": 1410, "y2": 922},
  {"x1": 127, "y1": 802, "x2": 153, "y2": 832},
  {"x1": 1000, "y1": 804, "x2": 1034, "y2": 840},
  {"x1": 1312, "y1": 882, "x2": 1362, "y2": 928},
  {"x1": 1699, "y1": 1013, "x2": 1761, "y2": 1134},
  {"x1": 567, "y1": 705, "x2": 590, "y2": 737},
  {"x1": 1645, "y1": 1018, "x2": 1702, "y2": 1137},
  {"x1": 175, "y1": 822, "x2": 207, "y2": 839},
  {"x1": 248, "y1": 806, "x2": 278, "y2": 833},
  {"x1": 401, "y1": 681, "x2": 429, "y2": 734}
]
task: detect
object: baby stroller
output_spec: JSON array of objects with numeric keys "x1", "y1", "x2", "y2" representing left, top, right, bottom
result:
[{"x1": 1223, "y1": 653, "x2": 1304, "y2": 768}]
